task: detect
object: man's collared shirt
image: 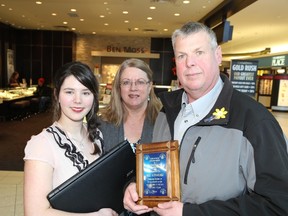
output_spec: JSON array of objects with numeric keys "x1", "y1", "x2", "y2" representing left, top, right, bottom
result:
[{"x1": 174, "y1": 77, "x2": 224, "y2": 143}]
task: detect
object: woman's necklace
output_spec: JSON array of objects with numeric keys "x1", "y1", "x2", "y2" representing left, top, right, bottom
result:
[
  {"x1": 56, "y1": 122, "x2": 88, "y2": 150},
  {"x1": 71, "y1": 130, "x2": 88, "y2": 151},
  {"x1": 71, "y1": 136, "x2": 85, "y2": 150}
]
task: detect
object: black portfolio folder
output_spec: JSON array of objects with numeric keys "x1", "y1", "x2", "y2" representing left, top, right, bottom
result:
[{"x1": 47, "y1": 140, "x2": 135, "y2": 214}]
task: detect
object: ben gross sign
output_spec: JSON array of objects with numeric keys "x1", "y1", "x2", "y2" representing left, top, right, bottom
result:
[{"x1": 107, "y1": 45, "x2": 145, "y2": 53}]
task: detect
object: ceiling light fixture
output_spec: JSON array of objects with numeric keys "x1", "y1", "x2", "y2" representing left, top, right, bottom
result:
[
  {"x1": 123, "y1": 11, "x2": 128, "y2": 14},
  {"x1": 35, "y1": 1, "x2": 42, "y2": 5},
  {"x1": 183, "y1": 0, "x2": 190, "y2": 3},
  {"x1": 150, "y1": 6, "x2": 156, "y2": 9},
  {"x1": 147, "y1": 17, "x2": 152, "y2": 20}
]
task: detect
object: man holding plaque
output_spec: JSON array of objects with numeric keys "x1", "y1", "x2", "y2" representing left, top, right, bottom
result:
[{"x1": 123, "y1": 21, "x2": 288, "y2": 216}]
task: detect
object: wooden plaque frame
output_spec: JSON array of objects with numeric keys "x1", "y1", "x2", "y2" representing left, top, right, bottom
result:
[{"x1": 136, "y1": 140, "x2": 180, "y2": 208}]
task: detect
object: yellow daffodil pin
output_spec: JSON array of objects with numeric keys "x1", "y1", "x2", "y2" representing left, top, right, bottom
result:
[{"x1": 212, "y1": 107, "x2": 228, "y2": 119}]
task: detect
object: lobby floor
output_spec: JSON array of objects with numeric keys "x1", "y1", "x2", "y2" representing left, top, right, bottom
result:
[{"x1": 0, "y1": 111, "x2": 287, "y2": 216}]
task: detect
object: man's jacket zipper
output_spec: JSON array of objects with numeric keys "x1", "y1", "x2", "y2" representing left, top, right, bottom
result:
[{"x1": 184, "y1": 136, "x2": 201, "y2": 184}]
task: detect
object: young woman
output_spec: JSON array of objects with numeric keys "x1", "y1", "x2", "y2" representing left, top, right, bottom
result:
[{"x1": 24, "y1": 61, "x2": 118, "y2": 216}]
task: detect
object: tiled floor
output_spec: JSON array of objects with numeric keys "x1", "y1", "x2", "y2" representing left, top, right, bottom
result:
[
  {"x1": 0, "y1": 111, "x2": 287, "y2": 216},
  {"x1": 0, "y1": 171, "x2": 23, "y2": 216}
]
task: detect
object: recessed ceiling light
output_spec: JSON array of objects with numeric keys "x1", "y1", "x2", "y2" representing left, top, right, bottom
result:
[
  {"x1": 9, "y1": 8, "x2": 12, "y2": 11},
  {"x1": 123, "y1": 11, "x2": 128, "y2": 14},
  {"x1": 174, "y1": 13, "x2": 180, "y2": 16},
  {"x1": 63, "y1": 21, "x2": 68, "y2": 25},
  {"x1": 183, "y1": 0, "x2": 190, "y2": 3},
  {"x1": 71, "y1": 9, "x2": 76, "y2": 12},
  {"x1": 92, "y1": 32, "x2": 96, "y2": 34},
  {"x1": 80, "y1": 18, "x2": 84, "y2": 21},
  {"x1": 134, "y1": 28, "x2": 139, "y2": 31},
  {"x1": 35, "y1": 1, "x2": 42, "y2": 5},
  {"x1": 104, "y1": 23, "x2": 109, "y2": 26},
  {"x1": 147, "y1": 17, "x2": 152, "y2": 20},
  {"x1": 51, "y1": 13, "x2": 57, "y2": 16},
  {"x1": 1, "y1": 4, "x2": 5, "y2": 7},
  {"x1": 124, "y1": 20, "x2": 129, "y2": 23},
  {"x1": 71, "y1": 28, "x2": 76, "y2": 31},
  {"x1": 100, "y1": 15, "x2": 105, "y2": 18},
  {"x1": 150, "y1": 6, "x2": 156, "y2": 9},
  {"x1": 164, "y1": 29, "x2": 168, "y2": 31}
]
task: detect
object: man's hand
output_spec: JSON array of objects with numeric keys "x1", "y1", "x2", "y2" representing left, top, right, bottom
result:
[
  {"x1": 153, "y1": 201, "x2": 183, "y2": 216},
  {"x1": 123, "y1": 182, "x2": 152, "y2": 215}
]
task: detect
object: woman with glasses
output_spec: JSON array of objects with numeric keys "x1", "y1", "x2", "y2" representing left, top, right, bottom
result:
[
  {"x1": 99, "y1": 58, "x2": 162, "y2": 154},
  {"x1": 99, "y1": 58, "x2": 162, "y2": 216}
]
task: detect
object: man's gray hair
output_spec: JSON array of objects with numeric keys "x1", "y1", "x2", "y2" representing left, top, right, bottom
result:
[{"x1": 171, "y1": 22, "x2": 218, "y2": 50}]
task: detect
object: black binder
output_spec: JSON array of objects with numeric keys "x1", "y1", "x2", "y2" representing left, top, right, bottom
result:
[{"x1": 47, "y1": 140, "x2": 135, "y2": 214}]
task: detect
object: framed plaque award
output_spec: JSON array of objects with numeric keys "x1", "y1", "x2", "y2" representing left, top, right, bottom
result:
[{"x1": 136, "y1": 140, "x2": 180, "y2": 208}]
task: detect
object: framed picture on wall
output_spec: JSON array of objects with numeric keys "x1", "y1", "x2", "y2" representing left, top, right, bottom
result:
[{"x1": 7, "y1": 49, "x2": 15, "y2": 82}]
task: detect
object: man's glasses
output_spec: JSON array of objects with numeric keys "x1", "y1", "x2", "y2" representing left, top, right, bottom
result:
[{"x1": 120, "y1": 79, "x2": 150, "y2": 88}]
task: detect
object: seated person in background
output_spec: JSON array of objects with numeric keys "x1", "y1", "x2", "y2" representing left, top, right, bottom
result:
[
  {"x1": 34, "y1": 77, "x2": 52, "y2": 112},
  {"x1": 9, "y1": 71, "x2": 20, "y2": 87}
]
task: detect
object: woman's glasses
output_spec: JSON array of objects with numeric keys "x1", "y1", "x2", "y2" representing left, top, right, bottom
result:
[{"x1": 120, "y1": 79, "x2": 150, "y2": 88}]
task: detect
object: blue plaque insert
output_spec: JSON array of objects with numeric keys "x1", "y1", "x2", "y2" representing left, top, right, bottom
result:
[{"x1": 143, "y1": 152, "x2": 167, "y2": 196}]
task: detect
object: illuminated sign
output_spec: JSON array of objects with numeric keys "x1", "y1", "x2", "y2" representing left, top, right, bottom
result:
[{"x1": 272, "y1": 56, "x2": 285, "y2": 66}]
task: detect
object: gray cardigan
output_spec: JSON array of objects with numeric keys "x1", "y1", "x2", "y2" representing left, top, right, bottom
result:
[{"x1": 98, "y1": 117, "x2": 154, "y2": 153}]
